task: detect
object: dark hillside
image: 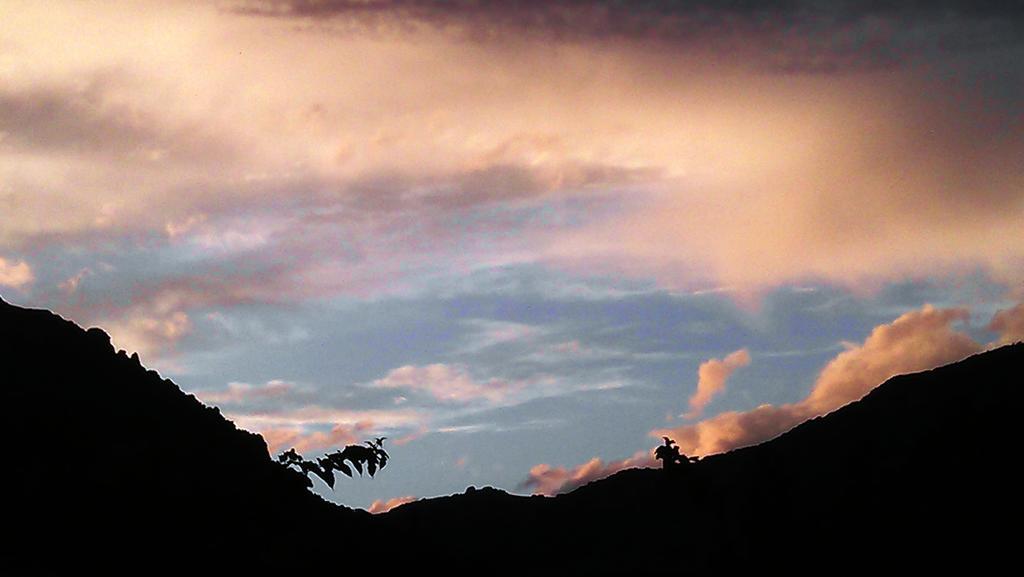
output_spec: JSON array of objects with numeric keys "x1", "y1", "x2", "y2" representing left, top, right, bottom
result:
[
  {"x1": 374, "y1": 343, "x2": 1023, "y2": 574},
  {"x1": 0, "y1": 298, "x2": 368, "y2": 575}
]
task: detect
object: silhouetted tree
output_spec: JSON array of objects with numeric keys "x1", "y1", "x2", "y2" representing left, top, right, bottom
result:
[{"x1": 278, "y1": 437, "x2": 389, "y2": 489}]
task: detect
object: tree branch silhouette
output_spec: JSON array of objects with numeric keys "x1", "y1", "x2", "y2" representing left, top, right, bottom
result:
[{"x1": 277, "y1": 437, "x2": 389, "y2": 489}]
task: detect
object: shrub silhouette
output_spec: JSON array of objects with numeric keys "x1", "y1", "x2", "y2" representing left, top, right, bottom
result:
[{"x1": 278, "y1": 437, "x2": 389, "y2": 489}]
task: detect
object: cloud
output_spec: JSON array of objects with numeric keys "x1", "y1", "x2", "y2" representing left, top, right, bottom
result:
[
  {"x1": 519, "y1": 450, "x2": 655, "y2": 496},
  {"x1": 76, "y1": 271, "x2": 286, "y2": 360},
  {"x1": 60, "y1": 267, "x2": 311, "y2": 360},
  {"x1": 371, "y1": 364, "x2": 521, "y2": 404},
  {"x1": 236, "y1": 1, "x2": 1024, "y2": 72},
  {"x1": 366, "y1": 496, "x2": 417, "y2": 514},
  {"x1": 0, "y1": 257, "x2": 34, "y2": 288},
  {"x1": 545, "y1": 75, "x2": 1024, "y2": 296},
  {"x1": 392, "y1": 426, "x2": 429, "y2": 446},
  {"x1": 230, "y1": 406, "x2": 424, "y2": 430},
  {"x1": 456, "y1": 319, "x2": 541, "y2": 354},
  {"x1": 229, "y1": 404, "x2": 424, "y2": 455},
  {"x1": 4, "y1": 1, "x2": 1021, "y2": 302},
  {"x1": 989, "y1": 303, "x2": 1024, "y2": 345},
  {"x1": 0, "y1": 74, "x2": 233, "y2": 164},
  {"x1": 685, "y1": 348, "x2": 751, "y2": 419},
  {"x1": 101, "y1": 307, "x2": 192, "y2": 361},
  {"x1": 59, "y1": 268, "x2": 92, "y2": 295},
  {"x1": 655, "y1": 404, "x2": 808, "y2": 460},
  {"x1": 259, "y1": 421, "x2": 373, "y2": 455},
  {"x1": 193, "y1": 380, "x2": 295, "y2": 405}
]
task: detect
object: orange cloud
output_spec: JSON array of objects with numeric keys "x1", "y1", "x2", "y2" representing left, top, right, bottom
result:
[
  {"x1": 0, "y1": 257, "x2": 34, "y2": 288},
  {"x1": 685, "y1": 348, "x2": 750, "y2": 419},
  {"x1": 524, "y1": 304, "x2": 987, "y2": 495},
  {"x1": 366, "y1": 496, "x2": 417, "y2": 514},
  {"x1": 519, "y1": 450, "x2": 655, "y2": 496},
  {"x1": 803, "y1": 306, "x2": 980, "y2": 413},
  {"x1": 656, "y1": 304, "x2": 983, "y2": 456},
  {"x1": 989, "y1": 303, "x2": 1024, "y2": 345}
]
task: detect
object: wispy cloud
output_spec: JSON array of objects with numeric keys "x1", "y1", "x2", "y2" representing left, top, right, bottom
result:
[
  {"x1": 193, "y1": 380, "x2": 296, "y2": 405},
  {"x1": 259, "y1": 421, "x2": 373, "y2": 455},
  {"x1": 371, "y1": 364, "x2": 523, "y2": 404}
]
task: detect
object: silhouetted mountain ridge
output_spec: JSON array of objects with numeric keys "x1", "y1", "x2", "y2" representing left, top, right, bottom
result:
[
  {"x1": 1, "y1": 297, "x2": 368, "y2": 575},
  {"x1": 375, "y1": 342, "x2": 1023, "y2": 574},
  {"x1": 2, "y1": 297, "x2": 1020, "y2": 575}
]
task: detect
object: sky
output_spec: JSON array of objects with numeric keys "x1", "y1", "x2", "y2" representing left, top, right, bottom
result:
[{"x1": 1, "y1": 0, "x2": 1023, "y2": 511}]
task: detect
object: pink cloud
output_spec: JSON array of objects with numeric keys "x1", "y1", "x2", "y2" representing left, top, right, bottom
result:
[
  {"x1": 101, "y1": 307, "x2": 192, "y2": 361},
  {"x1": 228, "y1": 404, "x2": 424, "y2": 455},
  {"x1": 366, "y1": 496, "x2": 417, "y2": 514},
  {"x1": 392, "y1": 426, "x2": 429, "y2": 446},
  {"x1": 989, "y1": 303, "x2": 1024, "y2": 345},
  {"x1": 58, "y1": 268, "x2": 92, "y2": 295},
  {"x1": 61, "y1": 268, "x2": 311, "y2": 360},
  {"x1": 685, "y1": 348, "x2": 750, "y2": 419},
  {"x1": 6, "y1": 2, "x2": 1020, "y2": 303},
  {"x1": 0, "y1": 257, "x2": 34, "y2": 289},
  {"x1": 371, "y1": 364, "x2": 520, "y2": 404},
  {"x1": 541, "y1": 74, "x2": 1024, "y2": 296},
  {"x1": 259, "y1": 421, "x2": 374, "y2": 455}
]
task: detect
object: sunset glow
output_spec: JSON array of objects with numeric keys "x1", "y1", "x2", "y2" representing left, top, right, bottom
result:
[{"x1": 2, "y1": 0, "x2": 1022, "y2": 508}]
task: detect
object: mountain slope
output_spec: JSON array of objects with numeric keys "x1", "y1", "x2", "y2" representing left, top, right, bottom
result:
[
  {"x1": 0, "y1": 298, "x2": 369, "y2": 574},
  {"x1": 373, "y1": 342, "x2": 1023, "y2": 574}
]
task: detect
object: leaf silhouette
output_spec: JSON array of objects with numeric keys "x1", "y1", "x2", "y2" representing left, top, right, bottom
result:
[
  {"x1": 316, "y1": 458, "x2": 336, "y2": 488},
  {"x1": 337, "y1": 462, "x2": 353, "y2": 477}
]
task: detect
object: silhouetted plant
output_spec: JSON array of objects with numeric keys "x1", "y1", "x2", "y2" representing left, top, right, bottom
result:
[
  {"x1": 655, "y1": 437, "x2": 698, "y2": 470},
  {"x1": 277, "y1": 437, "x2": 389, "y2": 489}
]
